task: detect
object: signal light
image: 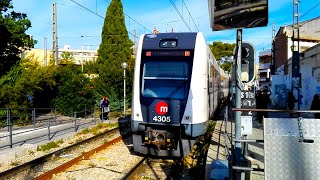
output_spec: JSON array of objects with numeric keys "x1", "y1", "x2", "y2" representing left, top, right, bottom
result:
[
  {"x1": 146, "y1": 51, "x2": 151, "y2": 56},
  {"x1": 185, "y1": 51, "x2": 190, "y2": 56}
]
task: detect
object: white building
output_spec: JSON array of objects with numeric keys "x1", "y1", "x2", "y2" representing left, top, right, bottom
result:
[
  {"x1": 22, "y1": 45, "x2": 98, "y2": 66},
  {"x1": 258, "y1": 50, "x2": 271, "y2": 91},
  {"x1": 58, "y1": 45, "x2": 98, "y2": 65}
]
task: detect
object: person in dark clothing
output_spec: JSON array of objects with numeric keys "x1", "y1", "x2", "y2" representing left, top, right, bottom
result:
[
  {"x1": 261, "y1": 89, "x2": 270, "y2": 119},
  {"x1": 255, "y1": 90, "x2": 263, "y2": 123},
  {"x1": 310, "y1": 94, "x2": 320, "y2": 119},
  {"x1": 256, "y1": 89, "x2": 270, "y2": 123},
  {"x1": 100, "y1": 96, "x2": 109, "y2": 120},
  {"x1": 287, "y1": 91, "x2": 297, "y2": 118}
]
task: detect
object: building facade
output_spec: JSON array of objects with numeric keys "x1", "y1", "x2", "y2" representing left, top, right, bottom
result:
[
  {"x1": 258, "y1": 50, "x2": 272, "y2": 91},
  {"x1": 273, "y1": 17, "x2": 320, "y2": 75},
  {"x1": 22, "y1": 45, "x2": 98, "y2": 66},
  {"x1": 270, "y1": 17, "x2": 320, "y2": 110},
  {"x1": 271, "y1": 43, "x2": 320, "y2": 110}
]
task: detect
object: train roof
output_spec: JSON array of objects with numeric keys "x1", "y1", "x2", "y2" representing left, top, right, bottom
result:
[{"x1": 142, "y1": 32, "x2": 198, "y2": 50}]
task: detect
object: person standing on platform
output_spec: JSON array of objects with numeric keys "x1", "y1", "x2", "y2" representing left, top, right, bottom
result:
[
  {"x1": 261, "y1": 89, "x2": 270, "y2": 119},
  {"x1": 100, "y1": 96, "x2": 109, "y2": 120},
  {"x1": 256, "y1": 90, "x2": 263, "y2": 123},
  {"x1": 287, "y1": 91, "x2": 297, "y2": 118},
  {"x1": 310, "y1": 94, "x2": 320, "y2": 119}
]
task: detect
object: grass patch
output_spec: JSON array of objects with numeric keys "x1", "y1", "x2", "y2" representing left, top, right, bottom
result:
[
  {"x1": 88, "y1": 162, "x2": 97, "y2": 168},
  {"x1": 28, "y1": 150, "x2": 35, "y2": 155},
  {"x1": 76, "y1": 128, "x2": 90, "y2": 136},
  {"x1": 10, "y1": 160, "x2": 21, "y2": 166},
  {"x1": 76, "y1": 138, "x2": 83, "y2": 143},
  {"x1": 57, "y1": 139, "x2": 64, "y2": 144},
  {"x1": 109, "y1": 111, "x2": 122, "y2": 119},
  {"x1": 37, "y1": 141, "x2": 60, "y2": 152},
  {"x1": 76, "y1": 122, "x2": 118, "y2": 136},
  {"x1": 181, "y1": 121, "x2": 216, "y2": 179},
  {"x1": 207, "y1": 120, "x2": 216, "y2": 133}
]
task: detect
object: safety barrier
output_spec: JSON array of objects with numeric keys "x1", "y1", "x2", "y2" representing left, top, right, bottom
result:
[
  {"x1": 0, "y1": 107, "x2": 96, "y2": 149},
  {"x1": 230, "y1": 108, "x2": 320, "y2": 180}
]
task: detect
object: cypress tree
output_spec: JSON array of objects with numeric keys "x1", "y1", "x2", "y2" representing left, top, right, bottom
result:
[{"x1": 96, "y1": 0, "x2": 133, "y2": 110}]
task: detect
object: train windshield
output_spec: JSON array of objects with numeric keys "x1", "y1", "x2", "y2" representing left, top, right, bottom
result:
[{"x1": 142, "y1": 61, "x2": 189, "y2": 99}]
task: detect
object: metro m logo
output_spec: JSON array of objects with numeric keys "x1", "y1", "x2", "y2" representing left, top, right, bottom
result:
[
  {"x1": 156, "y1": 101, "x2": 169, "y2": 115},
  {"x1": 160, "y1": 106, "x2": 168, "y2": 113}
]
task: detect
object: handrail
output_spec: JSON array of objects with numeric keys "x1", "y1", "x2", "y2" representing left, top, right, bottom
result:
[
  {"x1": 232, "y1": 108, "x2": 320, "y2": 113},
  {"x1": 224, "y1": 105, "x2": 232, "y2": 160},
  {"x1": 0, "y1": 107, "x2": 97, "y2": 149}
]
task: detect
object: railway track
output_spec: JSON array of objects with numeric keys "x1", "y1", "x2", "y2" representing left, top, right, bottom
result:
[
  {"x1": 0, "y1": 120, "x2": 213, "y2": 179},
  {"x1": 40, "y1": 134, "x2": 144, "y2": 179},
  {"x1": 0, "y1": 121, "x2": 131, "y2": 179},
  {"x1": 35, "y1": 137, "x2": 180, "y2": 179},
  {"x1": 123, "y1": 157, "x2": 181, "y2": 179}
]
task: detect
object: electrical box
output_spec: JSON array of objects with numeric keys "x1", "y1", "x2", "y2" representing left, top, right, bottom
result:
[{"x1": 241, "y1": 116, "x2": 252, "y2": 136}]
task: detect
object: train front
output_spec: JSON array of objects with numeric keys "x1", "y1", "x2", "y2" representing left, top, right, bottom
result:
[{"x1": 131, "y1": 32, "x2": 208, "y2": 157}]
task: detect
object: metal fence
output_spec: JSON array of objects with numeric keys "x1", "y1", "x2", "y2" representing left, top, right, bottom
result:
[{"x1": 0, "y1": 107, "x2": 98, "y2": 149}]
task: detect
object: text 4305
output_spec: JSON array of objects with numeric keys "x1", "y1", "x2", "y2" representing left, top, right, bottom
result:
[{"x1": 153, "y1": 116, "x2": 171, "y2": 122}]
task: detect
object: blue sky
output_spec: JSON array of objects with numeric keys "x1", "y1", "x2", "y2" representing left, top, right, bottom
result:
[{"x1": 11, "y1": 0, "x2": 320, "y2": 54}]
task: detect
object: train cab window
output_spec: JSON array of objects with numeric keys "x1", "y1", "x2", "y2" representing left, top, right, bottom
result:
[{"x1": 142, "y1": 61, "x2": 189, "y2": 99}]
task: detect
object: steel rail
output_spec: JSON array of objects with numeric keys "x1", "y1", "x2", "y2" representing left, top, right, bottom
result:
[
  {"x1": 0, "y1": 121, "x2": 130, "y2": 179},
  {"x1": 121, "y1": 156, "x2": 148, "y2": 180},
  {"x1": 35, "y1": 133, "x2": 131, "y2": 180}
]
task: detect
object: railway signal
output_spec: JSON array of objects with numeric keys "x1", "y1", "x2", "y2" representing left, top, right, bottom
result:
[
  {"x1": 233, "y1": 42, "x2": 256, "y2": 83},
  {"x1": 241, "y1": 42, "x2": 256, "y2": 83}
]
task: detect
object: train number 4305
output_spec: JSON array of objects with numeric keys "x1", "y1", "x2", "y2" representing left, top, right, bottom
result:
[{"x1": 153, "y1": 116, "x2": 171, "y2": 122}]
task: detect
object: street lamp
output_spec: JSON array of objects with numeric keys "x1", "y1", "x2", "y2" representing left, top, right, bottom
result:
[
  {"x1": 81, "y1": 35, "x2": 84, "y2": 73},
  {"x1": 121, "y1": 62, "x2": 128, "y2": 116}
]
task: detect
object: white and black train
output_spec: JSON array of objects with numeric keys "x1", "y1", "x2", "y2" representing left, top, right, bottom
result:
[{"x1": 131, "y1": 32, "x2": 229, "y2": 157}]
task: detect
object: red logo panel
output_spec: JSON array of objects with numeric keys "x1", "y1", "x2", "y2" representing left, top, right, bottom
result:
[{"x1": 155, "y1": 101, "x2": 168, "y2": 115}]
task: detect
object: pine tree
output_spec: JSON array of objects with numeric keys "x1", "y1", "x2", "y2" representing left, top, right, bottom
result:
[
  {"x1": 0, "y1": 0, "x2": 35, "y2": 77},
  {"x1": 96, "y1": 0, "x2": 133, "y2": 110}
]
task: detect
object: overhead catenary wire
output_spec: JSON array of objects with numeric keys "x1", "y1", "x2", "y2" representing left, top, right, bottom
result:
[
  {"x1": 168, "y1": 0, "x2": 192, "y2": 32},
  {"x1": 68, "y1": 0, "x2": 150, "y2": 39},
  {"x1": 104, "y1": 0, "x2": 152, "y2": 33},
  {"x1": 181, "y1": 0, "x2": 199, "y2": 32},
  {"x1": 60, "y1": 35, "x2": 128, "y2": 39},
  {"x1": 69, "y1": 0, "x2": 105, "y2": 19},
  {"x1": 300, "y1": 1, "x2": 320, "y2": 20}
]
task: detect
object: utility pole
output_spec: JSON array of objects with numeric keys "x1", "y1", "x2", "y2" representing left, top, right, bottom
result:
[
  {"x1": 44, "y1": 37, "x2": 47, "y2": 66},
  {"x1": 53, "y1": 3, "x2": 58, "y2": 66},
  {"x1": 81, "y1": 35, "x2": 84, "y2": 73},
  {"x1": 133, "y1": 29, "x2": 137, "y2": 54},
  {"x1": 292, "y1": 0, "x2": 300, "y2": 110},
  {"x1": 234, "y1": 28, "x2": 242, "y2": 167},
  {"x1": 271, "y1": 22, "x2": 276, "y2": 75}
]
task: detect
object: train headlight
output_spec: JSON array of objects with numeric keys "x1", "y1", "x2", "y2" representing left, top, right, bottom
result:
[{"x1": 136, "y1": 113, "x2": 140, "y2": 117}]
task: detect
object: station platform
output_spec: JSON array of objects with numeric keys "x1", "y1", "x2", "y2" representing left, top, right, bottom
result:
[{"x1": 206, "y1": 110, "x2": 314, "y2": 180}]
